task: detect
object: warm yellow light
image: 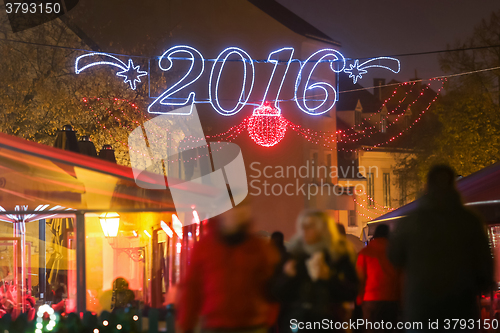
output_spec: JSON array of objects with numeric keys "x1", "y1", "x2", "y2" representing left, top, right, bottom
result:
[
  {"x1": 99, "y1": 212, "x2": 120, "y2": 237},
  {"x1": 172, "y1": 214, "x2": 183, "y2": 239},
  {"x1": 161, "y1": 221, "x2": 173, "y2": 238}
]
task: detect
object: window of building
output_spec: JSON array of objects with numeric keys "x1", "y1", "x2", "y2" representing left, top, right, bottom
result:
[
  {"x1": 355, "y1": 111, "x2": 361, "y2": 127},
  {"x1": 355, "y1": 100, "x2": 363, "y2": 131},
  {"x1": 380, "y1": 117, "x2": 387, "y2": 133},
  {"x1": 404, "y1": 105, "x2": 412, "y2": 128},
  {"x1": 348, "y1": 210, "x2": 357, "y2": 227},
  {"x1": 311, "y1": 151, "x2": 318, "y2": 182},
  {"x1": 383, "y1": 173, "x2": 391, "y2": 208},
  {"x1": 367, "y1": 172, "x2": 374, "y2": 207}
]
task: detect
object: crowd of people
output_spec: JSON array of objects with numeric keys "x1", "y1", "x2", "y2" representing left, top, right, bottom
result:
[
  {"x1": 0, "y1": 165, "x2": 493, "y2": 332},
  {"x1": 176, "y1": 165, "x2": 495, "y2": 333}
]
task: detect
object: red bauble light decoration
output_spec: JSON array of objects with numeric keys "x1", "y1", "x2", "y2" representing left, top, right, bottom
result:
[{"x1": 247, "y1": 103, "x2": 287, "y2": 147}]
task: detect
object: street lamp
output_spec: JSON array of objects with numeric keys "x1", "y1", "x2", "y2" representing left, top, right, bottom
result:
[{"x1": 99, "y1": 212, "x2": 120, "y2": 237}]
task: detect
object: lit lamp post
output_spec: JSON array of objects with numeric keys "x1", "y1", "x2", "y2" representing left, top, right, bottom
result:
[{"x1": 99, "y1": 212, "x2": 120, "y2": 237}]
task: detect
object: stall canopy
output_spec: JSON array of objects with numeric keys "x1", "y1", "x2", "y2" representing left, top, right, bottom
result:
[
  {"x1": 0, "y1": 132, "x2": 218, "y2": 218},
  {"x1": 365, "y1": 161, "x2": 500, "y2": 238}
]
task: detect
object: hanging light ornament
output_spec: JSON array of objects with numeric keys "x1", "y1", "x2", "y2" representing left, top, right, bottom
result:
[{"x1": 247, "y1": 102, "x2": 287, "y2": 147}]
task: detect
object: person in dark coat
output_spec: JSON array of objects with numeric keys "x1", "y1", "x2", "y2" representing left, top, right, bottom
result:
[
  {"x1": 357, "y1": 224, "x2": 401, "y2": 332},
  {"x1": 271, "y1": 231, "x2": 290, "y2": 265},
  {"x1": 275, "y1": 210, "x2": 358, "y2": 332},
  {"x1": 112, "y1": 277, "x2": 136, "y2": 310},
  {"x1": 387, "y1": 165, "x2": 494, "y2": 331},
  {"x1": 269, "y1": 231, "x2": 290, "y2": 333}
]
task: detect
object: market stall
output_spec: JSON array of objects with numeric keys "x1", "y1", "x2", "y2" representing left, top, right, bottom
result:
[{"x1": 0, "y1": 132, "x2": 217, "y2": 316}]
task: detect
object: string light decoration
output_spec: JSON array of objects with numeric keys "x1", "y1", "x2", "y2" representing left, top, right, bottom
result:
[
  {"x1": 36, "y1": 304, "x2": 57, "y2": 333},
  {"x1": 83, "y1": 77, "x2": 443, "y2": 154},
  {"x1": 180, "y1": 79, "x2": 441, "y2": 150},
  {"x1": 356, "y1": 195, "x2": 395, "y2": 212},
  {"x1": 344, "y1": 57, "x2": 400, "y2": 84},
  {"x1": 326, "y1": 80, "x2": 441, "y2": 146},
  {"x1": 148, "y1": 45, "x2": 205, "y2": 115},
  {"x1": 354, "y1": 198, "x2": 390, "y2": 220},
  {"x1": 76, "y1": 46, "x2": 400, "y2": 113},
  {"x1": 247, "y1": 103, "x2": 287, "y2": 147},
  {"x1": 356, "y1": 208, "x2": 381, "y2": 221},
  {"x1": 75, "y1": 53, "x2": 147, "y2": 90}
]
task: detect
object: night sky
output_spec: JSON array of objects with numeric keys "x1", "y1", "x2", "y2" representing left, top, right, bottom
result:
[
  {"x1": 65, "y1": 0, "x2": 500, "y2": 91},
  {"x1": 278, "y1": 0, "x2": 500, "y2": 85}
]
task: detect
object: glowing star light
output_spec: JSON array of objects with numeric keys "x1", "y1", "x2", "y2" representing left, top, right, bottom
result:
[
  {"x1": 75, "y1": 53, "x2": 147, "y2": 90},
  {"x1": 344, "y1": 60, "x2": 367, "y2": 84},
  {"x1": 344, "y1": 57, "x2": 400, "y2": 84},
  {"x1": 116, "y1": 59, "x2": 148, "y2": 90}
]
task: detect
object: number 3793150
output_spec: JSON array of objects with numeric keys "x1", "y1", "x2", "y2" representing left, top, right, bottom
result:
[{"x1": 5, "y1": 2, "x2": 61, "y2": 14}]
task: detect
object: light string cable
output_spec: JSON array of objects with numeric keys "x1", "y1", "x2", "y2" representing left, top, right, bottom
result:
[{"x1": 2, "y1": 36, "x2": 500, "y2": 63}]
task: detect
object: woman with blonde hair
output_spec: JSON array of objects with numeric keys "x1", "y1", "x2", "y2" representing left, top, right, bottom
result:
[{"x1": 274, "y1": 210, "x2": 358, "y2": 332}]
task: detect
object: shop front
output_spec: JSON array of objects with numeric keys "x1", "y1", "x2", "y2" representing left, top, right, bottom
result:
[{"x1": 0, "y1": 132, "x2": 215, "y2": 319}]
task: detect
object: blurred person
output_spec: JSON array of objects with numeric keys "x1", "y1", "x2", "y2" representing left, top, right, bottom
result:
[
  {"x1": 52, "y1": 275, "x2": 67, "y2": 305},
  {"x1": 112, "y1": 277, "x2": 136, "y2": 310},
  {"x1": 356, "y1": 224, "x2": 400, "y2": 333},
  {"x1": 270, "y1": 231, "x2": 290, "y2": 265},
  {"x1": 98, "y1": 277, "x2": 136, "y2": 313},
  {"x1": 176, "y1": 199, "x2": 280, "y2": 333},
  {"x1": 388, "y1": 165, "x2": 494, "y2": 332},
  {"x1": 269, "y1": 231, "x2": 290, "y2": 333},
  {"x1": 275, "y1": 210, "x2": 358, "y2": 332},
  {"x1": 336, "y1": 223, "x2": 358, "y2": 264},
  {"x1": 336, "y1": 222, "x2": 359, "y2": 331}
]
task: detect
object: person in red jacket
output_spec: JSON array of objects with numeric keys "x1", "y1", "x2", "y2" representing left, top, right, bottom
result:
[
  {"x1": 176, "y1": 200, "x2": 279, "y2": 333},
  {"x1": 356, "y1": 224, "x2": 400, "y2": 332}
]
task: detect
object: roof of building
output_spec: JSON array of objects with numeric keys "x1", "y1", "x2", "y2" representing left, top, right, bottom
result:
[
  {"x1": 336, "y1": 73, "x2": 382, "y2": 112},
  {"x1": 248, "y1": 0, "x2": 341, "y2": 46},
  {"x1": 336, "y1": 74, "x2": 440, "y2": 149}
]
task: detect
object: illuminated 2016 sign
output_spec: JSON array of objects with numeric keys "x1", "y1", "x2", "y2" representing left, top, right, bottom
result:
[{"x1": 75, "y1": 46, "x2": 400, "y2": 116}]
